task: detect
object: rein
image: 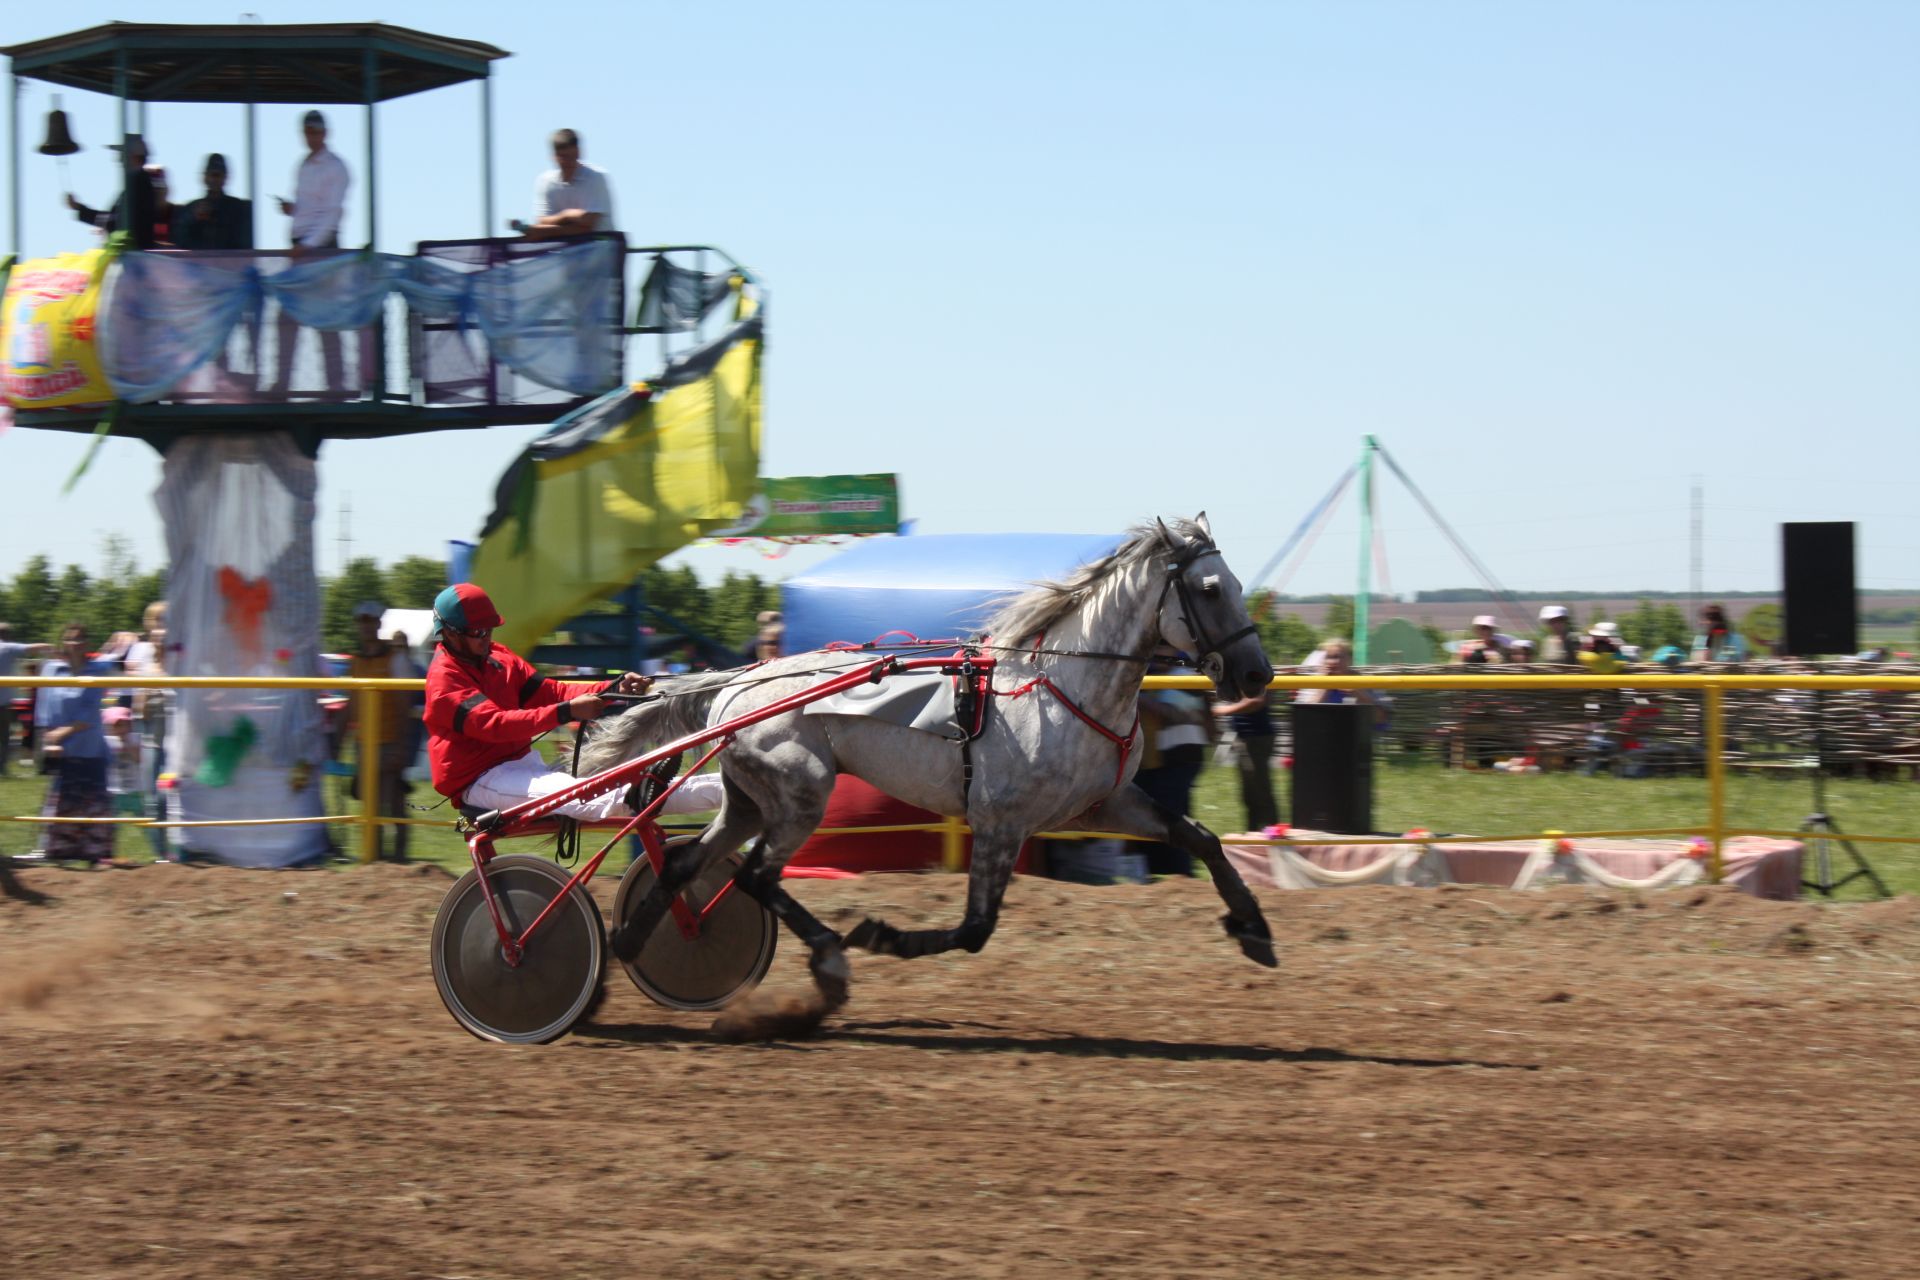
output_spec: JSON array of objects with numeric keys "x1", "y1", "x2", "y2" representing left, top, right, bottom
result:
[{"x1": 991, "y1": 672, "x2": 1139, "y2": 791}]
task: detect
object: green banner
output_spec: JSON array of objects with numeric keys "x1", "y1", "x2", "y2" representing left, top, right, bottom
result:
[{"x1": 717, "y1": 474, "x2": 900, "y2": 538}]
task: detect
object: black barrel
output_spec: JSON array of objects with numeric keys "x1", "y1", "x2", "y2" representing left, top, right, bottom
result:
[{"x1": 1288, "y1": 701, "x2": 1373, "y2": 834}]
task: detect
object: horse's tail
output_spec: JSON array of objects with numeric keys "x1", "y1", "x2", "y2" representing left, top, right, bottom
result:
[{"x1": 574, "y1": 669, "x2": 743, "y2": 777}]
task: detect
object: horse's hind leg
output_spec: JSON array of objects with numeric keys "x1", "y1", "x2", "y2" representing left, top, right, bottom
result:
[
  {"x1": 609, "y1": 777, "x2": 763, "y2": 964},
  {"x1": 730, "y1": 839, "x2": 854, "y2": 1009},
  {"x1": 846, "y1": 828, "x2": 1021, "y2": 960},
  {"x1": 1075, "y1": 786, "x2": 1278, "y2": 968}
]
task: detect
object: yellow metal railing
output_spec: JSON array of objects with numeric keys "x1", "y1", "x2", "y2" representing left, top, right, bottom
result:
[{"x1": 9, "y1": 670, "x2": 1920, "y2": 880}]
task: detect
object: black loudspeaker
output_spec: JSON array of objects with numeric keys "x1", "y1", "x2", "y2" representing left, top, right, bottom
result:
[
  {"x1": 1289, "y1": 701, "x2": 1373, "y2": 834},
  {"x1": 1782, "y1": 522, "x2": 1857, "y2": 657}
]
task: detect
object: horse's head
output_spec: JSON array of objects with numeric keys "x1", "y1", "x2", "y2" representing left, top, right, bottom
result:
[{"x1": 1154, "y1": 513, "x2": 1275, "y2": 699}]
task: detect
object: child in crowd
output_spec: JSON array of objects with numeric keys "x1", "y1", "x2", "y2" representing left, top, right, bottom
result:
[{"x1": 103, "y1": 705, "x2": 146, "y2": 826}]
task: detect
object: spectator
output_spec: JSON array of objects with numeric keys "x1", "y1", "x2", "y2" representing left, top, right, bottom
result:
[
  {"x1": 345, "y1": 602, "x2": 419, "y2": 862},
  {"x1": 173, "y1": 153, "x2": 253, "y2": 250},
  {"x1": 1134, "y1": 648, "x2": 1211, "y2": 876},
  {"x1": 1212, "y1": 680, "x2": 1278, "y2": 835},
  {"x1": 390, "y1": 628, "x2": 428, "y2": 776},
  {"x1": 754, "y1": 610, "x2": 785, "y2": 664},
  {"x1": 32, "y1": 622, "x2": 119, "y2": 864},
  {"x1": 1509, "y1": 638, "x2": 1536, "y2": 663},
  {"x1": 146, "y1": 166, "x2": 175, "y2": 245},
  {"x1": 0, "y1": 623, "x2": 54, "y2": 777},
  {"x1": 425, "y1": 583, "x2": 723, "y2": 821},
  {"x1": 1537, "y1": 605, "x2": 1581, "y2": 665},
  {"x1": 103, "y1": 705, "x2": 145, "y2": 826},
  {"x1": 123, "y1": 602, "x2": 171, "y2": 859},
  {"x1": 1456, "y1": 614, "x2": 1511, "y2": 664},
  {"x1": 1691, "y1": 604, "x2": 1749, "y2": 663},
  {"x1": 516, "y1": 128, "x2": 616, "y2": 240},
  {"x1": 1581, "y1": 697, "x2": 1668, "y2": 777},
  {"x1": 1580, "y1": 622, "x2": 1625, "y2": 675},
  {"x1": 66, "y1": 134, "x2": 159, "y2": 249},
  {"x1": 1295, "y1": 638, "x2": 1389, "y2": 725},
  {"x1": 270, "y1": 110, "x2": 351, "y2": 397}
]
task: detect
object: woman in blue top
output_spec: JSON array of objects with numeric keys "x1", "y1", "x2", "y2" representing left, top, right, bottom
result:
[{"x1": 33, "y1": 622, "x2": 119, "y2": 863}]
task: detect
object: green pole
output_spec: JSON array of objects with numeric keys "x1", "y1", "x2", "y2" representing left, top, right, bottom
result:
[{"x1": 1354, "y1": 435, "x2": 1376, "y2": 665}]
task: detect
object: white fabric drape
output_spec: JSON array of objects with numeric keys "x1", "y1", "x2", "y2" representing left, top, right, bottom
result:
[{"x1": 154, "y1": 433, "x2": 330, "y2": 866}]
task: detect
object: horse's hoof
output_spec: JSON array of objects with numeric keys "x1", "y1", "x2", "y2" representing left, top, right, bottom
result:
[
  {"x1": 1222, "y1": 914, "x2": 1279, "y2": 969},
  {"x1": 1236, "y1": 934, "x2": 1280, "y2": 968},
  {"x1": 845, "y1": 917, "x2": 895, "y2": 954},
  {"x1": 809, "y1": 945, "x2": 852, "y2": 1010}
]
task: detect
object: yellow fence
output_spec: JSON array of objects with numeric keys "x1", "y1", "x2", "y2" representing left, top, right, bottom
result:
[{"x1": 9, "y1": 671, "x2": 1920, "y2": 880}]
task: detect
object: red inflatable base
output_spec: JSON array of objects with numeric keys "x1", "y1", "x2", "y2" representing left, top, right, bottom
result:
[{"x1": 789, "y1": 775, "x2": 1033, "y2": 874}]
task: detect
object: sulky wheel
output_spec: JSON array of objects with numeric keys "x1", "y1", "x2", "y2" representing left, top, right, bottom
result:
[
  {"x1": 431, "y1": 854, "x2": 606, "y2": 1044},
  {"x1": 614, "y1": 836, "x2": 777, "y2": 1011}
]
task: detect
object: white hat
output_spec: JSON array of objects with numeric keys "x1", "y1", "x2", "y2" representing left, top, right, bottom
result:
[
  {"x1": 1539, "y1": 605, "x2": 1569, "y2": 621},
  {"x1": 1472, "y1": 615, "x2": 1497, "y2": 628},
  {"x1": 1589, "y1": 621, "x2": 1618, "y2": 638},
  {"x1": 1511, "y1": 638, "x2": 1536, "y2": 651}
]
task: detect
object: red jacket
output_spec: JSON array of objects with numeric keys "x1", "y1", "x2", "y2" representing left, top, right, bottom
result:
[{"x1": 425, "y1": 643, "x2": 611, "y2": 800}]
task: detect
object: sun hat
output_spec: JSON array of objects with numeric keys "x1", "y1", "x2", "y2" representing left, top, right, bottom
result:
[
  {"x1": 1589, "y1": 621, "x2": 1619, "y2": 638},
  {"x1": 1472, "y1": 615, "x2": 1497, "y2": 628},
  {"x1": 1539, "y1": 605, "x2": 1569, "y2": 621}
]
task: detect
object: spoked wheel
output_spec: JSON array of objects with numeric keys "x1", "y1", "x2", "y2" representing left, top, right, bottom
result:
[
  {"x1": 432, "y1": 854, "x2": 605, "y2": 1044},
  {"x1": 614, "y1": 835, "x2": 778, "y2": 1011}
]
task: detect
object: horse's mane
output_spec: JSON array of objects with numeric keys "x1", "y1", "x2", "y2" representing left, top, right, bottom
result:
[{"x1": 979, "y1": 519, "x2": 1198, "y2": 656}]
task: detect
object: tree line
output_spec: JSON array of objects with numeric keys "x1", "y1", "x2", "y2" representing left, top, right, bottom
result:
[{"x1": 0, "y1": 543, "x2": 784, "y2": 658}]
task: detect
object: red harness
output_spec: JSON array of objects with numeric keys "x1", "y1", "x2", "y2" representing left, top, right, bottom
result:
[
  {"x1": 985, "y1": 632, "x2": 1140, "y2": 792},
  {"x1": 993, "y1": 672, "x2": 1140, "y2": 791}
]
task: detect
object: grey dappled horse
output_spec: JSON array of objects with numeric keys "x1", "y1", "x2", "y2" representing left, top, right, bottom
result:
[{"x1": 582, "y1": 515, "x2": 1277, "y2": 1010}]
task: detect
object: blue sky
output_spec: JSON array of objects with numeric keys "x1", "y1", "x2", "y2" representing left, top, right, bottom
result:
[{"x1": 4, "y1": 1, "x2": 1916, "y2": 597}]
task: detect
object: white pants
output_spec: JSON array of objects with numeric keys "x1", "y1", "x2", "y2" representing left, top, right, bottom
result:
[{"x1": 463, "y1": 749, "x2": 726, "y2": 822}]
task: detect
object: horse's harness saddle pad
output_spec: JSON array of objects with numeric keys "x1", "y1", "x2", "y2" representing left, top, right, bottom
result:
[{"x1": 803, "y1": 669, "x2": 982, "y2": 742}]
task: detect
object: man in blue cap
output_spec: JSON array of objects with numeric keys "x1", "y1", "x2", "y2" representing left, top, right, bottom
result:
[{"x1": 423, "y1": 584, "x2": 721, "y2": 821}]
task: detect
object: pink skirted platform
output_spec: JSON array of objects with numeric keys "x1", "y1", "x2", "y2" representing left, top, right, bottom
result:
[{"x1": 1224, "y1": 833, "x2": 1804, "y2": 900}]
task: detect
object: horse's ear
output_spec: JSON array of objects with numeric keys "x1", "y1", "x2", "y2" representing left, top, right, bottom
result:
[
  {"x1": 1194, "y1": 511, "x2": 1213, "y2": 540},
  {"x1": 1156, "y1": 517, "x2": 1184, "y2": 551}
]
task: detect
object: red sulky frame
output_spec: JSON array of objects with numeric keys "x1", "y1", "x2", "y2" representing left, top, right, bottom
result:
[{"x1": 462, "y1": 653, "x2": 989, "y2": 966}]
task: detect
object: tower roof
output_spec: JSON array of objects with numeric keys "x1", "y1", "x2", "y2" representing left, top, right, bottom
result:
[{"x1": 4, "y1": 22, "x2": 507, "y2": 104}]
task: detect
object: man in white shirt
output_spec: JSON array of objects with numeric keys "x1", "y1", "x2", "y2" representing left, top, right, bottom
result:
[
  {"x1": 272, "y1": 110, "x2": 352, "y2": 395},
  {"x1": 518, "y1": 129, "x2": 616, "y2": 240}
]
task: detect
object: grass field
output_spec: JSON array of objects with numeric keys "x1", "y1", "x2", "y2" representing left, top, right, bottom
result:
[{"x1": 5, "y1": 754, "x2": 1915, "y2": 899}]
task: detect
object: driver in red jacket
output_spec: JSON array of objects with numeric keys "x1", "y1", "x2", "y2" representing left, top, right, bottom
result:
[{"x1": 424, "y1": 583, "x2": 722, "y2": 820}]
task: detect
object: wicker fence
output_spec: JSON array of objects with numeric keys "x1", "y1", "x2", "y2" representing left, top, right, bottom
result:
[{"x1": 1310, "y1": 662, "x2": 1920, "y2": 776}]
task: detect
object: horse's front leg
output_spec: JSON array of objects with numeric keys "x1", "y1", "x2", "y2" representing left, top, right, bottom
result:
[
  {"x1": 1076, "y1": 785, "x2": 1278, "y2": 968},
  {"x1": 845, "y1": 826, "x2": 1022, "y2": 960}
]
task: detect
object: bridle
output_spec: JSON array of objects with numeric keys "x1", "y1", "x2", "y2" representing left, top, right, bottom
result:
[{"x1": 1158, "y1": 539, "x2": 1260, "y2": 673}]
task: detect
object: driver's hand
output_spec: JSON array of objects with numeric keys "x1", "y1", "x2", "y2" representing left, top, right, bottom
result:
[
  {"x1": 569, "y1": 693, "x2": 607, "y2": 722},
  {"x1": 616, "y1": 671, "x2": 651, "y2": 695}
]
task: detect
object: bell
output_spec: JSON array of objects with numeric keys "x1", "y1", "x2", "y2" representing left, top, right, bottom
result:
[{"x1": 39, "y1": 96, "x2": 80, "y2": 157}]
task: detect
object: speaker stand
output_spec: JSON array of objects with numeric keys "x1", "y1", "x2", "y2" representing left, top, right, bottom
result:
[
  {"x1": 1798, "y1": 691, "x2": 1890, "y2": 898},
  {"x1": 1798, "y1": 810, "x2": 1888, "y2": 899}
]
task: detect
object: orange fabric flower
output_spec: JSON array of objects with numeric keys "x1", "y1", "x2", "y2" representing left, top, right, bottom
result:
[{"x1": 218, "y1": 566, "x2": 273, "y2": 662}]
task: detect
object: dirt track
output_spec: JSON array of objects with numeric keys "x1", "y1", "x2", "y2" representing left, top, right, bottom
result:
[{"x1": 3, "y1": 862, "x2": 1918, "y2": 1279}]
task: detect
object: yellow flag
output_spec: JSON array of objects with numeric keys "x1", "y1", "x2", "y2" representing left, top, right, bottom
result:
[{"x1": 471, "y1": 315, "x2": 763, "y2": 653}]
